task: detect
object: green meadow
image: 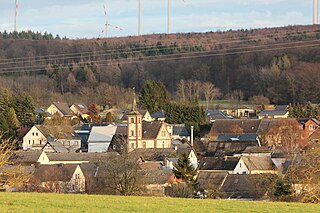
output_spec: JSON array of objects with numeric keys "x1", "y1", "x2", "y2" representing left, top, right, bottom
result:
[{"x1": 0, "y1": 193, "x2": 319, "y2": 213}]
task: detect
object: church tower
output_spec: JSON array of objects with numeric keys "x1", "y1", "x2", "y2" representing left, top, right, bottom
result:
[{"x1": 127, "y1": 88, "x2": 143, "y2": 151}]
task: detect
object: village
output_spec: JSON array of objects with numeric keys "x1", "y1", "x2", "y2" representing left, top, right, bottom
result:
[{"x1": 1, "y1": 91, "x2": 319, "y2": 201}]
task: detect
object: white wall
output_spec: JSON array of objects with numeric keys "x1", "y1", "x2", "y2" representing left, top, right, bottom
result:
[
  {"x1": 88, "y1": 142, "x2": 110, "y2": 153},
  {"x1": 233, "y1": 158, "x2": 249, "y2": 174},
  {"x1": 23, "y1": 126, "x2": 47, "y2": 150}
]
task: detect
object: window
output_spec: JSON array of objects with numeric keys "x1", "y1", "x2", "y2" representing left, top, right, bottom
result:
[
  {"x1": 138, "y1": 118, "x2": 141, "y2": 123},
  {"x1": 242, "y1": 171, "x2": 247, "y2": 174},
  {"x1": 39, "y1": 140, "x2": 42, "y2": 145},
  {"x1": 130, "y1": 118, "x2": 134, "y2": 123},
  {"x1": 131, "y1": 130, "x2": 135, "y2": 137},
  {"x1": 162, "y1": 141, "x2": 165, "y2": 148},
  {"x1": 142, "y1": 141, "x2": 146, "y2": 148},
  {"x1": 130, "y1": 143, "x2": 135, "y2": 149},
  {"x1": 32, "y1": 132, "x2": 34, "y2": 136},
  {"x1": 29, "y1": 140, "x2": 31, "y2": 145},
  {"x1": 74, "y1": 141, "x2": 78, "y2": 146},
  {"x1": 32, "y1": 140, "x2": 35, "y2": 144},
  {"x1": 309, "y1": 125, "x2": 314, "y2": 131},
  {"x1": 313, "y1": 139, "x2": 319, "y2": 144},
  {"x1": 162, "y1": 131, "x2": 166, "y2": 137},
  {"x1": 36, "y1": 132, "x2": 38, "y2": 136},
  {"x1": 239, "y1": 163, "x2": 242, "y2": 168},
  {"x1": 268, "y1": 135, "x2": 273, "y2": 139}
]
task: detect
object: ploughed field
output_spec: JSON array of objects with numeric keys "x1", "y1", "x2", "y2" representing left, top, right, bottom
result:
[{"x1": 0, "y1": 193, "x2": 319, "y2": 213}]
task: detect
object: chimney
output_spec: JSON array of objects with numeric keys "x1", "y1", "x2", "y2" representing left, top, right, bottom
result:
[
  {"x1": 191, "y1": 125, "x2": 194, "y2": 147},
  {"x1": 163, "y1": 155, "x2": 168, "y2": 168},
  {"x1": 314, "y1": 0, "x2": 318, "y2": 25}
]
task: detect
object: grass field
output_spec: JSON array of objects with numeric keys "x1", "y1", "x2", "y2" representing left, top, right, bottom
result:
[{"x1": 0, "y1": 193, "x2": 319, "y2": 213}]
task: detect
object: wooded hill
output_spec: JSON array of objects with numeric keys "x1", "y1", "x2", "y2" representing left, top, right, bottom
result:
[{"x1": 0, "y1": 25, "x2": 320, "y2": 107}]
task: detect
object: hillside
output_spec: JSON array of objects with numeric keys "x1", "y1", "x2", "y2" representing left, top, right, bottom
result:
[
  {"x1": 0, "y1": 25, "x2": 320, "y2": 106},
  {"x1": 0, "y1": 193, "x2": 319, "y2": 213}
]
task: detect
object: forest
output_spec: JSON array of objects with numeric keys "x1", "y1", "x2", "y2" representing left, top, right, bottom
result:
[{"x1": 0, "y1": 25, "x2": 320, "y2": 107}]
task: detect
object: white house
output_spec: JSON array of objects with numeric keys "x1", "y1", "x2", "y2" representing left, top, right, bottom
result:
[
  {"x1": 88, "y1": 125, "x2": 117, "y2": 153},
  {"x1": 46, "y1": 102, "x2": 75, "y2": 118},
  {"x1": 70, "y1": 103, "x2": 89, "y2": 120},
  {"x1": 23, "y1": 125, "x2": 50, "y2": 150},
  {"x1": 234, "y1": 156, "x2": 278, "y2": 175}
]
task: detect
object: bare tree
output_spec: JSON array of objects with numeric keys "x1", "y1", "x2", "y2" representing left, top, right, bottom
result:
[
  {"x1": 202, "y1": 82, "x2": 220, "y2": 110},
  {"x1": 102, "y1": 154, "x2": 141, "y2": 196},
  {"x1": 176, "y1": 79, "x2": 186, "y2": 104}
]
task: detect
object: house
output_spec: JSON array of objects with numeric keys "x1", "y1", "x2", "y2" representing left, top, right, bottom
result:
[
  {"x1": 151, "y1": 110, "x2": 166, "y2": 121},
  {"x1": 129, "y1": 148, "x2": 175, "y2": 162},
  {"x1": 87, "y1": 125, "x2": 117, "y2": 153},
  {"x1": 233, "y1": 156, "x2": 278, "y2": 175},
  {"x1": 219, "y1": 174, "x2": 276, "y2": 200},
  {"x1": 197, "y1": 171, "x2": 228, "y2": 197},
  {"x1": 23, "y1": 125, "x2": 81, "y2": 152},
  {"x1": 164, "y1": 144, "x2": 198, "y2": 169},
  {"x1": 46, "y1": 102, "x2": 75, "y2": 118},
  {"x1": 139, "y1": 162, "x2": 172, "y2": 196},
  {"x1": 37, "y1": 151, "x2": 117, "y2": 165},
  {"x1": 258, "y1": 107, "x2": 289, "y2": 119},
  {"x1": 29, "y1": 164, "x2": 92, "y2": 193},
  {"x1": 22, "y1": 125, "x2": 50, "y2": 150},
  {"x1": 9, "y1": 150, "x2": 43, "y2": 166},
  {"x1": 297, "y1": 118, "x2": 319, "y2": 138},
  {"x1": 198, "y1": 157, "x2": 240, "y2": 173},
  {"x1": 219, "y1": 105, "x2": 257, "y2": 118},
  {"x1": 70, "y1": 103, "x2": 90, "y2": 120},
  {"x1": 206, "y1": 110, "x2": 233, "y2": 123},
  {"x1": 198, "y1": 156, "x2": 277, "y2": 175},
  {"x1": 74, "y1": 123, "x2": 110, "y2": 149},
  {"x1": 167, "y1": 124, "x2": 190, "y2": 142}
]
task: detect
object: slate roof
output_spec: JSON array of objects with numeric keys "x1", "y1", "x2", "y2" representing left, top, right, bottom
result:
[
  {"x1": 220, "y1": 174, "x2": 276, "y2": 200},
  {"x1": 46, "y1": 152, "x2": 118, "y2": 163},
  {"x1": 217, "y1": 134, "x2": 258, "y2": 142},
  {"x1": 35, "y1": 125, "x2": 52, "y2": 138},
  {"x1": 129, "y1": 148, "x2": 175, "y2": 161},
  {"x1": 258, "y1": 110, "x2": 288, "y2": 116},
  {"x1": 241, "y1": 156, "x2": 277, "y2": 171},
  {"x1": 206, "y1": 140, "x2": 259, "y2": 157},
  {"x1": 10, "y1": 150, "x2": 43, "y2": 164},
  {"x1": 72, "y1": 103, "x2": 89, "y2": 114},
  {"x1": 211, "y1": 119, "x2": 261, "y2": 135},
  {"x1": 52, "y1": 102, "x2": 74, "y2": 116},
  {"x1": 198, "y1": 157, "x2": 240, "y2": 171},
  {"x1": 207, "y1": 110, "x2": 232, "y2": 120},
  {"x1": 151, "y1": 110, "x2": 165, "y2": 119},
  {"x1": 42, "y1": 141, "x2": 69, "y2": 153},
  {"x1": 142, "y1": 121, "x2": 163, "y2": 139},
  {"x1": 243, "y1": 146, "x2": 272, "y2": 154},
  {"x1": 31, "y1": 164, "x2": 77, "y2": 182},
  {"x1": 171, "y1": 124, "x2": 189, "y2": 137},
  {"x1": 197, "y1": 171, "x2": 228, "y2": 190}
]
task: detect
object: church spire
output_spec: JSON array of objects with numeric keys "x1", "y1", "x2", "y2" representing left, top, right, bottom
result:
[{"x1": 132, "y1": 87, "x2": 137, "y2": 112}]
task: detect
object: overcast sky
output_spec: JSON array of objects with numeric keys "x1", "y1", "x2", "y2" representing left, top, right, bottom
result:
[{"x1": 0, "y1": 0, "x2": 316, "y2": 38}]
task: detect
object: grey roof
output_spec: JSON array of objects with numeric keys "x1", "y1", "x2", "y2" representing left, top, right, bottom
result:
[
  {"x1": 72, "y1": 103, "x2": 89, "y2": 114},
  {"x1": 217, "y1": 134, "x2": 258, "y2": 142},
  {"x1": 88, "y1": 125, "x2": 117, "y2": 142},
  {"x1": 10, "y1": 150, "x2": 42, "y2": 164},
  {"x1": 198, "y1": 157, "x2": 240, "y2": 171},
  {"x1": 46, "y1": 152, "x2": 118, "y2": 163},
  {"x1": 151, "y1": 110, "x2": 165, "y2": 119},
  {"x1": 198, "y1": 171, "x2": 228, "y2": 190},
  {"x1": 142, "y1": 121, "x2": 163, "y2": 139},
  {"x1": 167, "y1": 158, "x2": 178, "y2": 165},
  {"x1": 220, "y1": 174, "x2": 276, "y2": 200},
  {"x1": 52, "y1": 102, "x2": 74, "y2": 116},
  {"x1": 206, "y1": 140, "x2": 259, "y2": 157},
  {"x1": 258, "y1": 110, "x2": 288, "y2": 116},
  {"x1": 171, "y1": 124, "x2": 189, "y2": 137},
  {"x1": 242, "y1": 156, "x2": 277, "y2": 171},
  {"x1": 42, "y1": 141, "x2": 69, "y2": 153},
  {"x1": 129, "y1": 148, "x2": 175, "y2": 161},
  {"x1": 31, "y1": 164, "x2": 77, "y2": 182},
  {"x1": 211, "y1": 119, "x2": 261, "y2": 135},
  {"x1": 207, "y1": 110, "x2": 232, "y2": 120}
]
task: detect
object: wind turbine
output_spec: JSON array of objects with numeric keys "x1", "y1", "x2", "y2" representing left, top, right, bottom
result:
[
  {"x1": 138, "y1": 0, "x2": 142, "y2": 35},
  {"x1": 14, "y1": 0, "x2": 18, "y2": 32},
  {"x1": 167, "y1": 0, "x2": 185, "y2": 34},
  {"x1": 314, "y1": 0, "x2": 318, "y2": 24},
  {"x1": 98, "y1": 4, "x2": 124, "y2": 39}
]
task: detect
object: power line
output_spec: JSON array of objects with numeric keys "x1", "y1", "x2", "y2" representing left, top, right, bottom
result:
[
  {"x1": 0, "y1": 39, "x2": 319, "y2": 75},
  {"x1": 0, "y1": 28, "x2": 319, "y2": 64}
]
